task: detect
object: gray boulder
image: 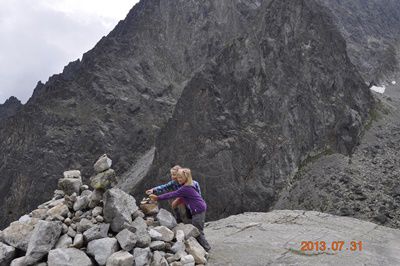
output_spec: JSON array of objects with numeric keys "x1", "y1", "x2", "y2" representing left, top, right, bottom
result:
[
  {"x1": 47, "y1": 204, "x2": 69, "y2": 219},
  {"x1": 151, "y1": 251, "x2": 168, "y2": 266},
  {"x1": 87, "y1": 238, "x2": 120, "y2": 266},
  {"x1": 48, "y1": 248, "x2": 93, "y2": 266},
  {"x1": 94, "y1": 154, "x2": 112, "y2": 173},
  {"x1": 73, "y1": 196, "x2": 89, "y2": 212},
  {"x1": 180, "y1": 254, "x2": 195, "y2": 265},
  {"x1": 83, "y1": 223, "x2": 110, "y2": 242},
  {"x1": 55, "y1": 234, "x2": 72, "y2": 249},
  {"x1": 88, "y1": 189, "x2": 103, "y2": 208},
  {"x1": 172, "y1": 224, "x2": 199, "y2": 240},
  {"x1": 77, "y1": 218, "x2": 94, "y2": 233},
  {"x1": 116, "y1": 229, "x2": 136, "y2": 251},
  {"x1": 58, "y1": 178, "x2": 82, "y2": 196},
  {"x1": 106, "y1": 251, "x2": 134, "y2": 266},
  {"x1": 92, "y1": 206, "x2": 103, "y2": 217},
  {"x1": 149, "y1": 241, "x2": 165, "y2": 251},
  {"x1": 90, "y1": 169, "x2": 117, "y2": 190},
  {"x1": 103, "y1": 188, "x2": 138, "y2": 232},
  {"x1": 72, "y1": 234, "x2": 84, "y2": 248},
  {"x1": 135, "y1": 229, "x2": 151, "y2": 248},
  {"x1": 2, "y1": 221, "x2": 35, "y2": 251},
  {"x1": 149, "y1": 229, "x2": 163, "y2": 241},
  {"x1": 63, "y1": 170, "x2": 81, "y2": 179},
  {"x1": 24, "y1": 220, "x2": 62, "y2": 264},
  {"x1": 156, "y1": 209, "x2": 177, "y2": 230},
  {"x1": 0, "y1": 242, "x2": 15, "y2": 266},
  {"x1": 10, "y1": 257, "x2": 25, "y2": 266},
  {"x1": 133, "y1": 247, "x2": 151, "y2": 266},
  {"x1": 153, "y1": 226, "x2": 174, "y2": 242},
  {"x1": 184, "y1": 237, "x2": 207, "y2": 264}
]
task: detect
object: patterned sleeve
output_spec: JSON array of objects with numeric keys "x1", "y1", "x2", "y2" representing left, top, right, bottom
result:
[
  {"x1": 153, "y1": 180, "x2": 178, "y2": 194},
  {"x1": 193, "y1": 180, "x2": 201, "y2": 195}
]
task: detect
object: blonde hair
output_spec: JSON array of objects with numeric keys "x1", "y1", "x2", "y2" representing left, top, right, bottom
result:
[
  {"x1": 170, "y1": 165, "x2": 182, "y2": 175},
  {"x1": 178, "y1": 168, "x2": 193, "y2": 186}
]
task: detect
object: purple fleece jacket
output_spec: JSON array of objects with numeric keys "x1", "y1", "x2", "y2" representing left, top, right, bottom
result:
[{"x1": 157, "y1": 185, "x2": 207, "y2": 215}]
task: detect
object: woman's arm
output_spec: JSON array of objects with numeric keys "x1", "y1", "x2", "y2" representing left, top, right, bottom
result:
[
  {"x1": 151, "y1": 187, "x2": 186, "y2": 201},
  {"x1": 153, "y1": 180, "x2": 178, "y2": 194}
]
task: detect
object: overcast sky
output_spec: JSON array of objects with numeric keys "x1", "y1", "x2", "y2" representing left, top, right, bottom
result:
[{"x1": 0, "y1": 0, "x2": 139, "y2": 104}]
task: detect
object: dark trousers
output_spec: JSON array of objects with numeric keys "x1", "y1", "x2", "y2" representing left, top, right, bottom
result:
[{"x1": 191, "y1": 211, "x2": 211, "y2": 251}]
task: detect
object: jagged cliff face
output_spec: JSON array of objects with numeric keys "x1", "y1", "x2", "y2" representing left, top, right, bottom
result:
[
  {"x1": 0, "y1": 0, "x2": 260, "y2": 228},
  {"x1": 3, "y1": 0, "x2": 399, "y2": 228},
  {"x1": 318, "y1": 0, "x2": 400, "y2": 82},
  {"x1": 0, "y1": 97, "x2": 22, "y2": 121},
  {"x1": 135, "y1": 0, "x2": 374, "y2": 220}
]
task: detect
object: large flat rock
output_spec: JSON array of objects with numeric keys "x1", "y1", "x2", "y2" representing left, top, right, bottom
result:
[{"x1": 206, "y1": 210, "x2": 400, "y2": 265}]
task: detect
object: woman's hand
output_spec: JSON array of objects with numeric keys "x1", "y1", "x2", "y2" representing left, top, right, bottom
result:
[
  {"x1": 149, "y1": 194, "x2": 158, "y2": 201},
  {"x1": 145, "y1": 188, "x2": 154, "y2": 195}
]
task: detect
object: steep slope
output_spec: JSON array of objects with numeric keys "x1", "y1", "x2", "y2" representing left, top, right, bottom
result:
[
  {"x1": 0, "y1": 96, "x2": 22, "y2": 121},
  {"x1": 135, "y1": 0, "x2": 374, "y2": 220},
  {"x1": 274, "y1": 92, "x2": 400, "y2": 229},
  {"x1": 318, "y1": 0, "x2": 400, "y2": 82},
  {"x1": 0, "y1": 0, "x2": 264, "y2": 228}
]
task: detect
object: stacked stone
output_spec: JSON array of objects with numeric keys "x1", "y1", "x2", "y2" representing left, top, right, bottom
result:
[{"x1": 0, "y1": 155, "x2": 209, "y2": 266}]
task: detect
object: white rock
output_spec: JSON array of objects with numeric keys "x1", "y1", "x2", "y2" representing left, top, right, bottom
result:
[{"x1": 63, "y1": 170, "x2": 81, "y2": 179}]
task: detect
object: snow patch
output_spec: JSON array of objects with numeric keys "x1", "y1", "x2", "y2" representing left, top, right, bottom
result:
[{"x1": 370, "y1": 85, "x2": 385, "y2": 94}]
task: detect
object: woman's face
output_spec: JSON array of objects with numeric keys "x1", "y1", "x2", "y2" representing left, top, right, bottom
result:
[
  {"x1": 171, "y1": 170, "x2": 178, "y2": 181},
  {"x1": 176, "y1": 174, "x2": 186, "y2": 185}
]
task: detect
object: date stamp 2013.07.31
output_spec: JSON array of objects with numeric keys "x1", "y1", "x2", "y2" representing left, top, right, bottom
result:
[{"x1": 300, "y1": 241, "x2": 363, "y2": 252}]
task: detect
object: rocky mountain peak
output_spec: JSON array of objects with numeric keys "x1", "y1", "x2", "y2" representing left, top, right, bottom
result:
[{"x1": 0, "y1": 96, "x2": 22, "y2": 121}]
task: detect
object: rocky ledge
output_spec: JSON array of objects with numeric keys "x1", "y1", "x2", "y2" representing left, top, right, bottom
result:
[
  {"x1": 0, "y1": 155, "x2": 207, "y2": 266},
  {"x1": 206, "y1": 210, "x2": 400, "y2": 265}
]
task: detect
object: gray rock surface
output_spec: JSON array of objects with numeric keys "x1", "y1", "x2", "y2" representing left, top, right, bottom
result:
[
  {"x1": 106, "y1": 250, "x2": 134, "y2": 266},
  {"x1": 172, "y1": 224, "x2": 199, "y2": 240},
  {"x1": 48, "y1": 248, "x2": 93, "y2": 266},
  {"x1": 24, "y1": 220, "x2": 62, "y2": 264},
  {"x1": 94, "y1": 154, "x2": 113, "y2": 174},
  {"x1": 133, "y1": 0, "x2": 374, "y2": 221},
  {"x1": 153, "y1": 226, "x2": 174, "y2": 242},
  {"x1": 87, "y1": 237, "x2": 120, "y2": 266},
  {"x1": 206, "y1": 210, "x2": 400, "y2": 265},
  {"x1": 156, "y1": 209, "x2": 177, "y2": 230},
  {"x1": 2, "y1": 221, "x2": 35, "y2": 251},
  {"x1": 115, "y1": 229, "x2": 137, "y2": 251},
  {"x1": 133, "y1": 247, "x2": 151, "y2": 266},
  {"x1": 103, "y1": 188, "x2": 138, "y2": 232},
  {"x1": 0, "y1": 96, "x2": 22, "y2": 121},
  {"x1": 0, "y1": 242, "x2": 15, "y2": 266},
  {"x1": 55, "y1": 234, "x2": 72, "y2": 249},
  {"x1": 83, "y1": 223, "x2": 110, "y2": 242},
  {"x1": 274, "y1": 94, "x2": 400, "y2": 229}
]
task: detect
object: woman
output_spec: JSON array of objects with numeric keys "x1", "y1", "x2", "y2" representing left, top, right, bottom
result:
[{"x1": 149, "y1": 168, "x2": 211, "y2": 251}]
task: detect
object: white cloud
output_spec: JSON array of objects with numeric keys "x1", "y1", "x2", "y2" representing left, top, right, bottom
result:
[{"x1": 0, "y1": 0, "x2": 139, "y2": 104}]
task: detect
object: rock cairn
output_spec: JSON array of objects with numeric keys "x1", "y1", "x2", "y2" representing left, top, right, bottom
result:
[{"x1": 0, "y1": 155, "x2": 208, "y2": 266}]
